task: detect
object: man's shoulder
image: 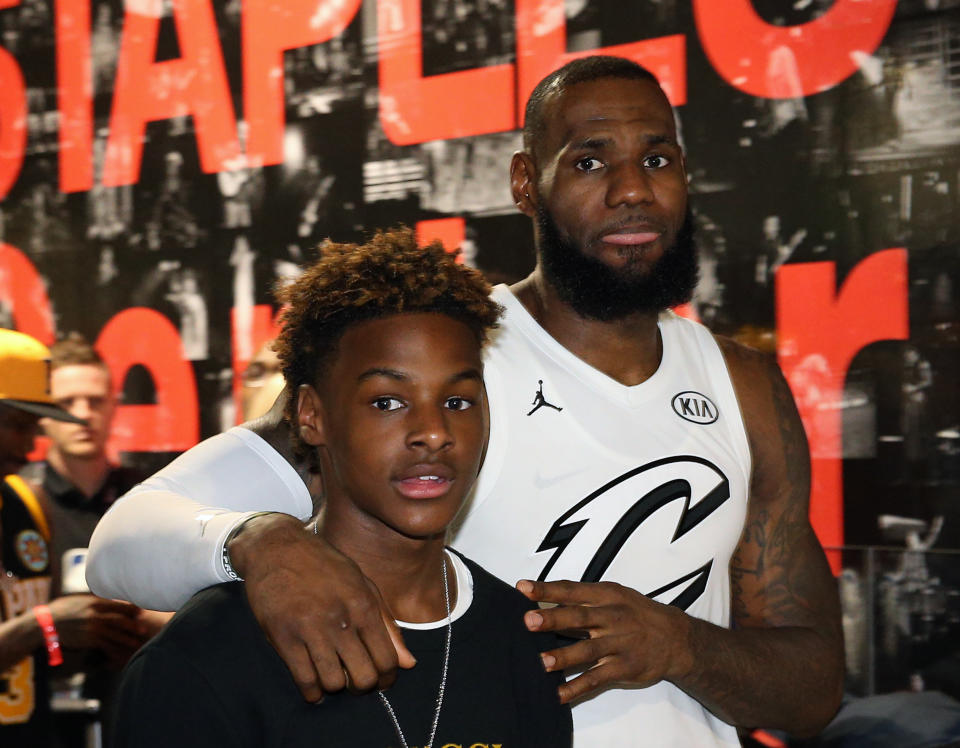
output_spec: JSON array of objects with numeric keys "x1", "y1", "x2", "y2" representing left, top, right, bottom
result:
[
  {"x1": 712, "y1": 333, "x2": 777, "y2": 377},
  {"x1": 712, "y1": 333, "x2": 789, "y2": 432},
  {"x1": 19, "y1": 460, "x2": 46, "y2": 484}
]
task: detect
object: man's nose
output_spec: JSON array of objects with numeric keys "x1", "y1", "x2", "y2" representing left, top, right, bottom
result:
[
  {"x1": 70, "y1": 398, "x2": 92, "y2": 420},
  {"x1": 606, "y1": 162, "x2": 655, "y2": 208}
]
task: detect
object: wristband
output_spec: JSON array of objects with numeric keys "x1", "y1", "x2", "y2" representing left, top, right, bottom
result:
[
  {"x1": 222, "y1": 512, "x2": 274, "y2": 582},
  {"x1": 33, "y1": 604, "x2": 63, "y2": 666}
]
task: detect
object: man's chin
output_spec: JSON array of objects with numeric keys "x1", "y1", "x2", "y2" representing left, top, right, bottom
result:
[{"x1": 61, "y1": 445, "x2": 102, "y2": 460}]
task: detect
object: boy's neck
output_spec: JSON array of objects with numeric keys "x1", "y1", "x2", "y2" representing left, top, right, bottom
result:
[{"x1": 316, "y1": 514, "x2": 454, "y2": 624}]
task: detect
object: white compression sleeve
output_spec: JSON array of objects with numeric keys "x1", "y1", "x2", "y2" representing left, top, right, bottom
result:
[{"x1": 86, "y1": 427, "x2": 313, "y2": 611}]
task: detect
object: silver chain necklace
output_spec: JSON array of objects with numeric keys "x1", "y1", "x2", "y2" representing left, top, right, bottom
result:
[{"x1": 378, "y1": 554, "x2": 452, "y2": 748}]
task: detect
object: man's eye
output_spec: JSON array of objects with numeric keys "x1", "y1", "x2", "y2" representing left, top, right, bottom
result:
[
  {"x1": 575, "y1": 157, "x2": 603, "y2": 172},
  {"x1": 372, "y1": 397, "x2": 404, "y2": 412},
  {"x1": 643, "y1": 154, "x2": 670, "y2": 169},
  {"x1": 445, "y1": 396, "x2": 473, "y2": 411}
]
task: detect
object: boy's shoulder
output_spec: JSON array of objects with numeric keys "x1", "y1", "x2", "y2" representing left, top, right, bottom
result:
[
  {"x1": 161, "y1": 582, "x2": 254, "y2": 641},
  {"x1": 134, "y1": 582, "x2": 291, "y2": 688},
  {"x1": 452, "y1": 548, "x2": 535, "y2": 610},
  {"x1": 448, "y1": 548, "x2": 554, "y2": 652}
]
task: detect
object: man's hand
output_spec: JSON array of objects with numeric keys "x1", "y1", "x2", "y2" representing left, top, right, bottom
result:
[
  {"x1": 517, "y1": 579, "x2": 692, "y2": 704},
  {"x1": 228, "y1": 513, "x2": 416, "y2": 702},
  {"x1": 137, "y1": 609, "x2": 175, "y2": 639},
  {"x1": 47, "y1": 593, "x2": 146, "y2": 664}
]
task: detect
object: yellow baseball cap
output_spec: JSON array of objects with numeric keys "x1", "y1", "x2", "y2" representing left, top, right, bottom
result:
[{"x1": 0, "y1": 329, "x2": 86, "y2": 423}]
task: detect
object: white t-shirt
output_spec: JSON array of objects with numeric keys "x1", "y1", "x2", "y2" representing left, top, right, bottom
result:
[{"x1": 88, "y1": 285, "x2": 751, "y2": 746}]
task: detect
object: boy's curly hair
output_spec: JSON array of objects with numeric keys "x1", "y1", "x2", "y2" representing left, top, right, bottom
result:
[{"x1": 274, "y1": 227, "x2": 502, "y2": 461}]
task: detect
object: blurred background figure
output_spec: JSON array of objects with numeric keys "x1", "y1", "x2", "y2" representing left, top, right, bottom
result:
[
  {"x1": 18, "y1": 332, "x2": 169, "y2": 747},
  {"x1": 239, "y1": 339, "x2": 284, "y2": 422},
  {"x1": 21, "y1": 333, "x2": 141, "y2": 596},
  {"x1": 1, "y1": 329, "x2": 145, "y2": 748}
]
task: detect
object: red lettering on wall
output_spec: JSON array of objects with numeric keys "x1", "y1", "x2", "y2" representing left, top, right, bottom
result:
[
  {"x1": 243, "y1": 0, "x2": 361, "y2": 166},
  {"x1": 777, "y1": 249, "x2": 908, "y2": 568},
  {"x1": 377, "y1": 0, "x2": 514, "y2": 145},
  {"x1": 103, "y1": 0, "x2": 239, "y2": 186},
  {"x1": 416, "y1": 218, "x2": 465, "y2": 260},
  {"x1": 55, "y1": 0, "x2": 92, "y2": 192},
  {"x1": 0, "y1": 243, "x2": 55, "y2": 343},
  {"x1": 515, "y1": 0, "x2": 686, "y2": 114},
  {"x1": 96, "y1": 308, "x2": 199, "y2": 453},
  {"x1": 377, "y1": 0, "x2": 685, "y2": 145},
  {"x1": 693, "y1": 0, "x2": 897, "y2": 98},
  {"x1": 0, "y1": 41, "x2": 26, "y2": 200}
]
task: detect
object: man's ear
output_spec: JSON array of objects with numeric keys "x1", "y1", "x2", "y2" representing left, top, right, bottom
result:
[
  {"x1": 296, "y1": 384, "x2": 325, "y2": 446},
  {"x1": 510, "y1": 151, "x2": 538, "y2": 217}
]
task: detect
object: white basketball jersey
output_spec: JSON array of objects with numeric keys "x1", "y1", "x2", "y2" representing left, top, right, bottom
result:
[{"x1": 452, "y1": 285, "x2": 751, "y2": 747}]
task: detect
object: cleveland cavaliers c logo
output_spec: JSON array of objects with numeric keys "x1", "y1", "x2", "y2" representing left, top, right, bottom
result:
[{"x1": 535, "y1": 456, "x2": 730, "y2": 611}]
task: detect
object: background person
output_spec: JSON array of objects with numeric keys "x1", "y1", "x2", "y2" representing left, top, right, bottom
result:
[
  {"x1": 22, "y1": 333, "x2": 143, "y2": 596},
  {"x1": 20, "y1": 332, "x2": 167, "y2": 747},
  {"x1": 0, "y1": 329, "x2": 143, "y2": 748},
  {"x1": 238, "y1": 338, "x2": 286, "y2": 422}
]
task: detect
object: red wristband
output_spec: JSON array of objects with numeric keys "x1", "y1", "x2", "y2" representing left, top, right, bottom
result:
[{"x1": 33, "y1": 604, "x2": 63, "y2": 666}]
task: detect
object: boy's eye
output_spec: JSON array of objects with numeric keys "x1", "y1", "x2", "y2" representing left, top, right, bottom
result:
[
  {"x1": 574, "y1": 156, "x2": 604, "y2": 173},
  {"x1": 444, "y1": 396, "x2": 473, "y2": 411},
  {"x1": 643, "y1": 154, "x2": 670, "y2": 169},
  {"x1": 372, "y1": 397, "x2": 404, "y2": 412}
]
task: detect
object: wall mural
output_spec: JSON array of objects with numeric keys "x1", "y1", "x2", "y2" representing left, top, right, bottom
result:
[{"x1": 1, "y1": 0, "x2": 958, "y2": 695}]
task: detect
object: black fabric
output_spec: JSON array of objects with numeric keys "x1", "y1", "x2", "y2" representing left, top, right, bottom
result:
[
  {"x1": 0, "y1": 480, "x2": 54, "y2": 748},
  {"x1": 113, "y1": 553, "x2": 572, "y2": 748}
]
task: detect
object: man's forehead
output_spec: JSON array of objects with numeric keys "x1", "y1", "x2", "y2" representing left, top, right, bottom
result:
[
  {"x1": 51, "y1": 363, "x2": 110, "y2": 380},
  {"x1": 544, "y1": 77, "x2": 675, "y2": 139}
]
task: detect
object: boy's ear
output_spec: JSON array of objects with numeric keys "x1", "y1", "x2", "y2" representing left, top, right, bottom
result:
[{"x1": 296, "y1": 384, "x2": 325, "y2": 446}]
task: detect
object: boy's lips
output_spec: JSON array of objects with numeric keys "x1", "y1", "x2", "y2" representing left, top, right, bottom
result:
[{"x1": 393, "y1": 463, "x2": 455, "y2": 499}]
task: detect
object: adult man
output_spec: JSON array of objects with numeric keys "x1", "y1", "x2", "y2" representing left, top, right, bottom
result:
[
  {"x1": 19, "y1": 332, "x2": 158, "y2": 746},
  {"x1": 22, "y1": 333, "x2": 142, "y2": 595},
  {"x1": 0, "y1": 329, "x2": 143, "y2": 747},
  {"x1": 88, "y1": 57, "x2": 843, "y2": 745}
]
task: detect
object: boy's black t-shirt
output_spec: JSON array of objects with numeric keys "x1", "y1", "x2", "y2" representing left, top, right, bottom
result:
[{"x1": 113, "y1": 552, "x2": 572, "y2": 747}]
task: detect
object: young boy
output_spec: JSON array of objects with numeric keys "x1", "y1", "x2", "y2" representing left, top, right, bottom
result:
[{"x1": 112, "y1": 229, "x2": 572, "y2": 747}]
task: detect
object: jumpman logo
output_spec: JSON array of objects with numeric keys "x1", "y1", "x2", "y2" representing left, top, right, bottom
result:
[{"x1": 527, "y1": 380, "x2": 563, "y2": 416}]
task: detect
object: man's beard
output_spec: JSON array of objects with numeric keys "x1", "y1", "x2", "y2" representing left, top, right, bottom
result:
[{"x1": 536, "y1": 204, "x2": 699, "y2": 321}]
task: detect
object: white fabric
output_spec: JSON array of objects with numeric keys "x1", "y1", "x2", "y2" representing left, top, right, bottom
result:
[
  {"x1": 87, "y1": 285, "x2": 752, "y2": 745},
  {"x1": 453, "y1": 286, "x2": 749, "y2": 747},
  {"x1": 395, "y1": 550, "x2": 473, "y2": 630},
  {"x1": 87, "y1": 427, "x2": 312, "y2": 610}
]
